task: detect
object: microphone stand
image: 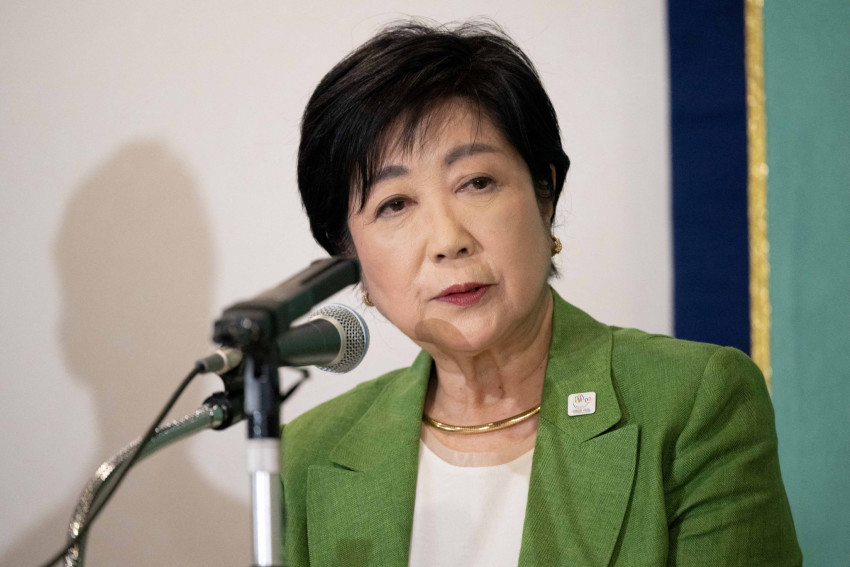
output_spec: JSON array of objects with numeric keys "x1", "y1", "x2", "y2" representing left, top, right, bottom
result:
[
  {"x1": 242, "y1": 352, "x2": 283, "y2": 567},
  {"x1": 61, "y1": 256, "x2": 360, "y2": 567},
  {"x1": 64, "y1": 390, "x2": 245, "y2": 567},
  {"x1": 211, "y1": 257, "x2": 360, "y2": 567}
]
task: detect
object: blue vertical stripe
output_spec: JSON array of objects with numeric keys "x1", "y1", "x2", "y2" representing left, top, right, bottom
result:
[{"x1": 668, "y1": 0, "x2": 751, "y2": 353}]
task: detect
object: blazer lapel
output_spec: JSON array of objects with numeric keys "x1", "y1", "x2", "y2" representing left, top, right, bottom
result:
[
  {"x1": 303, "y1": 292, "x2": 637, "y2": 566},
  {"x1": 519, "y1": 295, "x2": 639, "y2": 566},
  {"x1": 305, "y1": 352, "x2": 431, "y2": 566}
]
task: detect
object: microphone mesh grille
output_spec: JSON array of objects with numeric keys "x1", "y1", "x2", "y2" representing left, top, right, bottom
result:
[{"x1": 310, "y1": 304, "x2": 369, "y2": 373}]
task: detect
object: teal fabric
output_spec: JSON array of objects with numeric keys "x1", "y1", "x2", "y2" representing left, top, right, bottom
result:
[
  {"x1": 281, "y1": 291, "x2": 800, "y2": 566},
  {"x1": 765, "y1": 1, "x2": 850, "y2": 564}
]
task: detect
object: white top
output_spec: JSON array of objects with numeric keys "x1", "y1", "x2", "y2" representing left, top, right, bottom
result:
[{"x1": 408, "y1": 428, "x2": 536, "y2": 567}]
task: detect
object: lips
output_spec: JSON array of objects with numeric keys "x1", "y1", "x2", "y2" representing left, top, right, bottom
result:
[{"x1": 435, "y1": 282, "x2": 492, "y2": 306}]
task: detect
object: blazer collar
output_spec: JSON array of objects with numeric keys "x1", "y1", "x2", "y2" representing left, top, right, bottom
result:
[
  {"x1": 307, "y1": 290, "x2": 637, "y2": 566},
  {"x1": 328, "y1": 350, "x2": 431, "y2": 471},
  {"x1": 540, "y1": 292, "x2": 621, "y2": 442},
  {"x1": 304, "y1": 352, "x2": 429, "y2": 566},
  {"x1": 330, "y1": 289, "x2": 620, "y2": 463},
  {"x1": 519, "y1": 292, "x2": 638, "y2": 566}
]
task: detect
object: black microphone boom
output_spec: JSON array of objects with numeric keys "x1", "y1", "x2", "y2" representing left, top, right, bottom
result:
[{"x1": 212, "y1": 257, "x2": 360, "y2": 349}]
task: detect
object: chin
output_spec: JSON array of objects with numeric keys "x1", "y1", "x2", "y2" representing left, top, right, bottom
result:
[{"x1": 411, "y1": 315, "x2": 508, "y2": 354}]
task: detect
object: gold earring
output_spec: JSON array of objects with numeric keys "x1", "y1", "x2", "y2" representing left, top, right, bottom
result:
[
  {"x1": 551, "y1": 235, "x2": 562, "y2": 256},
  {"x1": 362, "y1": 287, "x2": 374, "y2": 307}
]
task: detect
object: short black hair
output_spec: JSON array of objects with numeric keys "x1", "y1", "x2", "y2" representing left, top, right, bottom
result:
[{"x1": 298, "y1": 20, "x2": 570, "y2": 256}]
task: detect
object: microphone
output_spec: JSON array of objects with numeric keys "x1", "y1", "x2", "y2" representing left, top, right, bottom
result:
[
  {"x1": 212, "y1": 257, "x2": 360, "y2": 349},
  {"x1": 278, "y1": 303, "x2": 370, "y2": 372},
  {"x1": 198, "y1": 303, "x2": 369, "y2": 375}
]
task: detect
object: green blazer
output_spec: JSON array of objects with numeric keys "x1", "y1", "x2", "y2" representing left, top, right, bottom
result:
[{"x1": 281, "y1": 291, "x2": 801, "y2": 566}]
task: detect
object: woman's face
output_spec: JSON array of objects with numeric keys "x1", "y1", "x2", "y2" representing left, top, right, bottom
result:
[{"x1": 348, "y1": 101, "x2": 554, "y2": 357}]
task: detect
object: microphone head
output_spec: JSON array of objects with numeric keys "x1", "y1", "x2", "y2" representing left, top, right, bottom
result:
[{"x1": 308, "y1": 303, "x2": 369, "y2": 373}]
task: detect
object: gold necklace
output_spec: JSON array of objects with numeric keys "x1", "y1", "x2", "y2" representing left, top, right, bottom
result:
[{"x1": 422, "y1": 404, "x2": 541, "y2": 434}]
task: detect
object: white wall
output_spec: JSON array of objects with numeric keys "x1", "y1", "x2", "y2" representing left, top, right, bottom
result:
[{"x1": 0, "y1": 2, "x2": 670, "y2": 565}]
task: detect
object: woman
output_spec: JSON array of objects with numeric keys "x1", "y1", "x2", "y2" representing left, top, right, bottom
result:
[{"x1": 282, "y1": 22, "x2": 800, "y2": 566}]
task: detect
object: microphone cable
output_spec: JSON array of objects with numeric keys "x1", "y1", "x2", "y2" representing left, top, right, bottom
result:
[{"x1": 39, "y1": 363, "x2": 205, "y2": 567}]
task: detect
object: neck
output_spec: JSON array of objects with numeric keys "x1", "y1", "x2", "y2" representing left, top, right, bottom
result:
[{"x1": 424, "y1": 289, "x2": 553, "y2": 425}]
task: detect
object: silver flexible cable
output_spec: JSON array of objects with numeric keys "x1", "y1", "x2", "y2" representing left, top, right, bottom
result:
[{"x1": 64, "y1": 402, "x2": 227, "y2": 567}]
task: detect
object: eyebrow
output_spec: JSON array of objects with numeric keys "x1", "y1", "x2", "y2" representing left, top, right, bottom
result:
[
  {"x1": 372, "y1": 164, "x2": 409, "y2": 186},
  {"x1": 444, "y1": 143, "x2": 499, "y2": 166},
  {"x1": 372, "y1": 165, "x2": 410, "y2": 185},
  {"x1": 371, "y1": 143, "x2": 500, "y2": 187}
]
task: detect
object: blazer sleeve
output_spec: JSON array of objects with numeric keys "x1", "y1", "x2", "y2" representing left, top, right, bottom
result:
[{"x1": 665, "y1": 347, "x2": 802, "y2": 566}]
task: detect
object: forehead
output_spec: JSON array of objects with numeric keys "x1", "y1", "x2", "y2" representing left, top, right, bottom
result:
[
  {"x1": 349, "y1": 99, "x2": 518, "y2": 216},
  {"x1": 378, "y1": 100, "x2": 510, "y2": 165}
]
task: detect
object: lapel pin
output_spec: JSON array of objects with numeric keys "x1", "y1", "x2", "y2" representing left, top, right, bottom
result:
[{"x1": 568, "y1": 392, "x2": 596, "y2": 416}]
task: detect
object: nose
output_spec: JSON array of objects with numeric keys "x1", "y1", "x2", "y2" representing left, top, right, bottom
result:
[{"x1": 426, "y1": 201, "x2": 476, "y2": 262}]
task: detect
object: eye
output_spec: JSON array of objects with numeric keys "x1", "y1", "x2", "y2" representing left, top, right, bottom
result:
[
  {"x1": 465, "y1": 176, "x2": 494, "y2": 191},
  {"x1": 376, "y1": 196, "x2": 409, "y2": 218}
]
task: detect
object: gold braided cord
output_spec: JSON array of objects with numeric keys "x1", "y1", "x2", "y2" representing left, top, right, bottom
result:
[
  {"x1": 745, "y1": 0, "x2": 771, "y2": 389},
  {"x1": 423, "y1": 405, "x2": 541, "y2": 434}
]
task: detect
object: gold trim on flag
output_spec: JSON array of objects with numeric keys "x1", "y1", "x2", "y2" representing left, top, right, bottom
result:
[{"x1": 745, "y1": 0, "x2": 771, "y2": 388}]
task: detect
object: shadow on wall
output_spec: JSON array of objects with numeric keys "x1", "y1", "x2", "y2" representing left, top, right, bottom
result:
[{"x1": 0, "y1": 141, "x2": 251, "y2": 566}]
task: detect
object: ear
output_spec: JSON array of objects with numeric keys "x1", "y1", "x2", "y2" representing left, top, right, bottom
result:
[{"x1": 539, "y1": 163, "x2": 557, "y2": 225}]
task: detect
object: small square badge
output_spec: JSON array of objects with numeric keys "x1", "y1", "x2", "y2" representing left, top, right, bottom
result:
[{"x1": 567, "y1": 392, "x2": 596, "y2": 416}]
